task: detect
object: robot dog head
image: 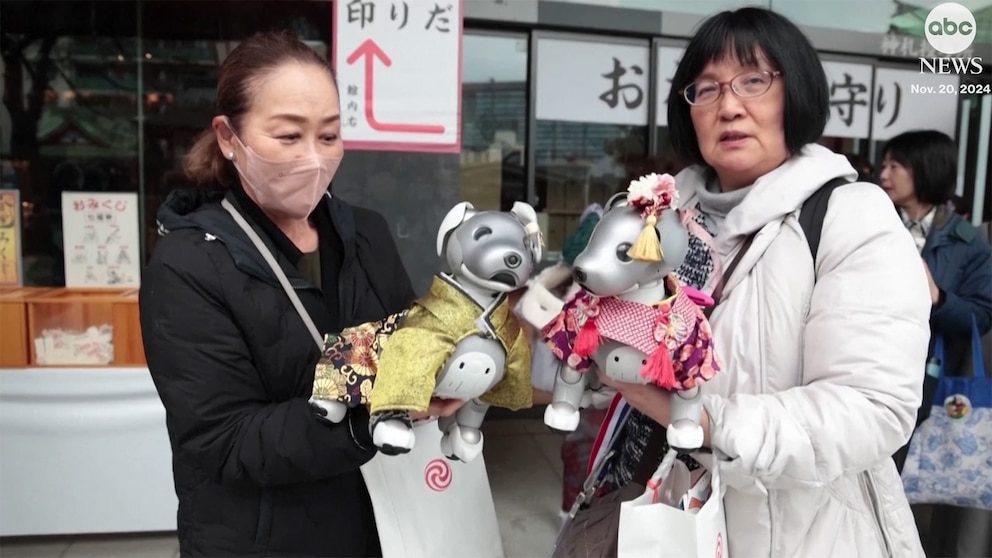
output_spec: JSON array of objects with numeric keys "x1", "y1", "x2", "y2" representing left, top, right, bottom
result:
[
  {"x1": 437, "y1": 201, "x2": 543, "y2": 293},
  {"x1": 572, "y1": 174, "x2": 689, "y2": 297}
]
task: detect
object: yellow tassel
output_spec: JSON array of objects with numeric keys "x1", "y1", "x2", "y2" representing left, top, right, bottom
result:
[{"x1": 627, "y1": 214, "x2": 664, "y2": 262}]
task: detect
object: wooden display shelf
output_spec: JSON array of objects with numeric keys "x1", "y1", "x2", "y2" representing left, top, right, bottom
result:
[
  {"x1": 0, "y1": 287, "x2": 54, "y2": 368},
  {"x1": 6, "y1": 287, "x2": 146, "y2": 368}
]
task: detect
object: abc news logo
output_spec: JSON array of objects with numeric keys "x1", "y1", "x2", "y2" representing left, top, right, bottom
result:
[{"x1": 919, "y1": 2, "x2": 984, "y2": 75}]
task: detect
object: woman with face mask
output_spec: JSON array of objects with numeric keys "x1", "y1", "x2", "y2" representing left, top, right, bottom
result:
[{"x1": 139, "y1": 31, "x2": 454, "y2": 557}]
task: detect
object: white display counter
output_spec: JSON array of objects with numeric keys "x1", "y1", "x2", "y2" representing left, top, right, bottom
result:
[{"x1": 0, "y1": 367, "x2": 177, "y2": 536}]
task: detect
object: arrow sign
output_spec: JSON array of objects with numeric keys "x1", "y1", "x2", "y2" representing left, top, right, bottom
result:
[{"x1": 346, "y1": 39, "x2": 446, "y2": 135}]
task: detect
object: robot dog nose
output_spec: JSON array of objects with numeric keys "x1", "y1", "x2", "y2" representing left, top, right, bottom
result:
[
  {"x1": 504, "y1": 253, "x2": 522, "y2": 269},
  {"x1": 573, "y1": 267, "x2": 587, "y2": 284}
]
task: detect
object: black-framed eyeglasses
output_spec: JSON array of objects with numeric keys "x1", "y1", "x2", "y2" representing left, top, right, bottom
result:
[{"x1": 681, "y1": 70, "x2": 782, "y2": 106}]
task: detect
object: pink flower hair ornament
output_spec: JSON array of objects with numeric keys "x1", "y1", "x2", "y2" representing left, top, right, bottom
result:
[{"x1": 625, "y1": 173, "x2": 679, "y2": 262}]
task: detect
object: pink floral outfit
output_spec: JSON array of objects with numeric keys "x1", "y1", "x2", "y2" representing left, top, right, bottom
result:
[{"x1": 541, "y1": 276, "x2": 719, "y2": 391}]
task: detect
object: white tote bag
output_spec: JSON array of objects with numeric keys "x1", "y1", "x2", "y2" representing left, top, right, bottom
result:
[
  {"x1": 360, "y1": 418, "x2": 504, "y2": 558},
  {"x1": 618, "y1": 449, "x2": 729, "y2": 558}
]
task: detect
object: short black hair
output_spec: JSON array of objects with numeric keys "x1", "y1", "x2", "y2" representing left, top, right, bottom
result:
[
  {"x1": 667, "y1": 7, "x2": 829, "y2": 167},
  {"x1": 883, "y1": 130, "x2": 957, "y2": 206},
  {"x1": 844, "y1": 153, "x2": 874, "y2": 182}
]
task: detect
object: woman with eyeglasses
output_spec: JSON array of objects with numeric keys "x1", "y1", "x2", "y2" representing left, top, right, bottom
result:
[{"x1": 595, "y1": 8, "x2": 930, "y2": 557}]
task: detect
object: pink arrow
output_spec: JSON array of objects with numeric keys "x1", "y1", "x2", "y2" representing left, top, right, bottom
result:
[{"x1": 346, "y1": 39, "x2": 445, "y2": 134}]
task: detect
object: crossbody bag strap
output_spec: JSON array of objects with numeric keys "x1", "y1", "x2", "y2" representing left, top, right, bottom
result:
[
  {"x1": 704, "y1": 232, "x2": 757, "y2": 319},
  {"x1": 222, "y1": 198, "x2": 323, "y2": 350},
  {"x1": 625, "y1": 228, "x2": 758, "y2": 478}
]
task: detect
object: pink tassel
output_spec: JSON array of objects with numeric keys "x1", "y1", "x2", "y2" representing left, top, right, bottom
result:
[
  {"x1": 641, "y1": 347, "x2": 677, "y2": 390},
  {"x1": 574, "y1": 318, "x2": 600, "y2": 357}
]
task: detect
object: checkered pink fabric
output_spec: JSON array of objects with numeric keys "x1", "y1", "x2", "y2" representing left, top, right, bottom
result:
[{"x1": 541, "y1": 277, "x2": 720, "y2": 390}]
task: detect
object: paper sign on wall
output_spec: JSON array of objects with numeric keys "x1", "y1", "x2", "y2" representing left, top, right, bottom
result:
[
  {"x1": 333, "y1": 0, "x2": 463, "y2": 152},
  {"x1": 823, "y1": 61, "x2": 874, "y2": 139},
  {"x1": 655, "y1": 45, "x2": 683, "y2": 127},
  {"x1": 870, "y1": 68, "x2": 959, "y2": 141},
  {"x1": 61, "y1": 192, "x2": 140, "y2": 288},
  {"x1": 0, "y1": 190, "x2": 22, "y2": 287},
  {"x1": 536, "y1": 37, "x2": 650, "y2": 126}
]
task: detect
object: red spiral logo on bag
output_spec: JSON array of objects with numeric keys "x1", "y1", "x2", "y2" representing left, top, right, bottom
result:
[{"x1": 424, "y1": 459, "x2": 452, "y2": 492}]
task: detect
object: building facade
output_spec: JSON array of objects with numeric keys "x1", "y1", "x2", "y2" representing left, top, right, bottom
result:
[{"x1": 2, "y1": 0, "x2": 990, "y2": 293}]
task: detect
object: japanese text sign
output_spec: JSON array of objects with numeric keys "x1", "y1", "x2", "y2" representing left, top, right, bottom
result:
[
  {"x1": 334, "y1": 0, "x2": 463, "y2": 153},
  {"x1": 536, "y1": 37, "x2": 650, "y2": 126},
  {"x1": 822, "y1": 61, "x2": 874, "y2": 139},
  {"x1": 655, "y1": 45, "x2": 682, "y2": 127},
  {"x1": 61, "y1": 192, "x2": 141, "y2": 288},
  {"x1": 870, "y1": 68, "x2": 959, "y2": 141},
  {"x1": 0, "y1": 190, "x2": 22, "y2": 287}
]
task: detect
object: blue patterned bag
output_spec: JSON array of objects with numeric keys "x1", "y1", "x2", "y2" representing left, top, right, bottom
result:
[{"x1": 902, "y1": 315, "x2": 992, "y2": 510}]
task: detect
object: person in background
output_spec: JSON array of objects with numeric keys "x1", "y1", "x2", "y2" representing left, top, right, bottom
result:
[
  {"x1": 948, "y1": 193, "x2": 971, "y2": 221},
  {"x1": 879, "y1": 129, "x2": 992, "y2": 558},
  {"x1": 596, "y1": 8, "x2": 931, "y2": 557},
  {"x1": 139, "y1": 30, "x2": 458, "y2": 557}
]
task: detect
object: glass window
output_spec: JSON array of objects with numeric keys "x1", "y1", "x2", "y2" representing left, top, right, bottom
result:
[
  {"x1": 778, "y1": 0, "x2": 992, "y2": 36},
  {"x1": 773, "y1": 0, "x2": 902, "y2": 33},
  {"x1": 550, "y1": 0, "x2": 755, "y2": 16},
  {"x1": 1, "y1": 1, "x2": 140, "y2": 286},
  {"x1": 1, "y1": 0, "x2": 333, "y2": 287},
  {"x1": 460, "y1": 33, "x2": 529, "y2": 212},
  {"x1": 535, "y1": 123, "x2": 647, "y2": 260},
  {"x1": 533, "y1": 35, "x2": 650, "y2": 260}
]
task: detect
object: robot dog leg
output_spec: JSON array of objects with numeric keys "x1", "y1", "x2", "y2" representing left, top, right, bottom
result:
[
  {"x1": 544, "y1": 365, "x2": 586, "y2": 432},
  {"x1": 439, "y1": 398, "x2": 490, "y2": 462},
  {"x1": 667, "y1": 386, "x2": 704, "y2": 452}
]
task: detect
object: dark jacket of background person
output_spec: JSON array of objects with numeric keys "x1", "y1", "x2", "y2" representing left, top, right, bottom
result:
[{"x1": 924, "y1": 203, "x2": 992, "y2": 375}]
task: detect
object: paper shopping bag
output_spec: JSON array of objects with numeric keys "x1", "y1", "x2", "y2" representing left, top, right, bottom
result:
[
  {"x1": 360, "y1": 418, "x2": 504, "y2": 558},
  {"x1": 618, "y1": 449, "x2": 729, "y2": 558}
]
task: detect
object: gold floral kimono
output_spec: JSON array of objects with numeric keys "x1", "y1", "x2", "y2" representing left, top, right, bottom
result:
[
  {"x1": 312, "y1": 311, "x2": 408, "y2": 407},
  {"x1": 369, "y1": 274, "x2": 533, "y2": 414}
]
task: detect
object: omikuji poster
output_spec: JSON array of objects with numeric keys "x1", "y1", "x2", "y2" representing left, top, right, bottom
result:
[{"x1": 61, "y1": 192, "x2": 141, "y2": 288}]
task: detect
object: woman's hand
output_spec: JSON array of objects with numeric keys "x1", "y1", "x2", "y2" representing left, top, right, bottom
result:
[
  {"x1": 595, "y1": 367, "x2": 713, "y2": 447},
  {"x1": 596, "y1": 367, "x2": 672, "y2": 427},
  {"x1": 410, "y1": 397, "x2": 466, "y2": 421}
]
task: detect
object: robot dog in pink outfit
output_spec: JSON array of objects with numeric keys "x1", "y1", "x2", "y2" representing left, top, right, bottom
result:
[{"x1": 541, "y1": 173, "x2": 720, "y2": 451}]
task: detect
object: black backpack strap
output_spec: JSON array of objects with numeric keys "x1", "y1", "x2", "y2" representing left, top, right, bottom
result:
[{"x1": 799, "y1": 177, "x2": 851, "y2": 264}]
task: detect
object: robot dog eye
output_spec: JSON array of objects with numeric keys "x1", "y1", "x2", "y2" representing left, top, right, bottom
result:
[
  {"x1": 616, "y1": 242, "x2": 633, "y2": 262},
  {"x1": 473, "y1": 226, "x2": 493, "y2": 241}
]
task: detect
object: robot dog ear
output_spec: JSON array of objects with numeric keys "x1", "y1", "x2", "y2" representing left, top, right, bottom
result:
[
  {"x1": 511, "y1": 201, "x2": 543, "y2": 263},
  {"x1": 605, "y1": 192, "x2": 629, "y2": 211},
  {"x1": 436, "y1": 202, "x2": 475, "y2": 257}
]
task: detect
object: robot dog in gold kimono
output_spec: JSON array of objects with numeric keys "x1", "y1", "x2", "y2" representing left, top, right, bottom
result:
[
  {"x1": 541, "y1": 173, "x2": 721, "y2": 452},
  {"x1": 310, "y1": 201, "x2": 542, "y2": 462},
  {"x1": 368, "y1": 201, "x2": 542, "y2": 462}
]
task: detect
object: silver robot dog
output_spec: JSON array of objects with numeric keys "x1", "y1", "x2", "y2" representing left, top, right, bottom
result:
[
  {"x1": 369, "y1": 201, "x2": 542, "y2": 462},
  {"x1": 544, "y1": 188, "x2": 717, "y2": 452}
]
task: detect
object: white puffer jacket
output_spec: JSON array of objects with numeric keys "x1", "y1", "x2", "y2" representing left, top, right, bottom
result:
[{"x1": 681, "y1": 144, "x2": 930, "y2": 557}]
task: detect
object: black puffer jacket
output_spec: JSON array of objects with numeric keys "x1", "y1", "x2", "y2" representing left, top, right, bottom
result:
[{"x1": 139, "y1": 185, "x2": 415, "y2": 557}]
